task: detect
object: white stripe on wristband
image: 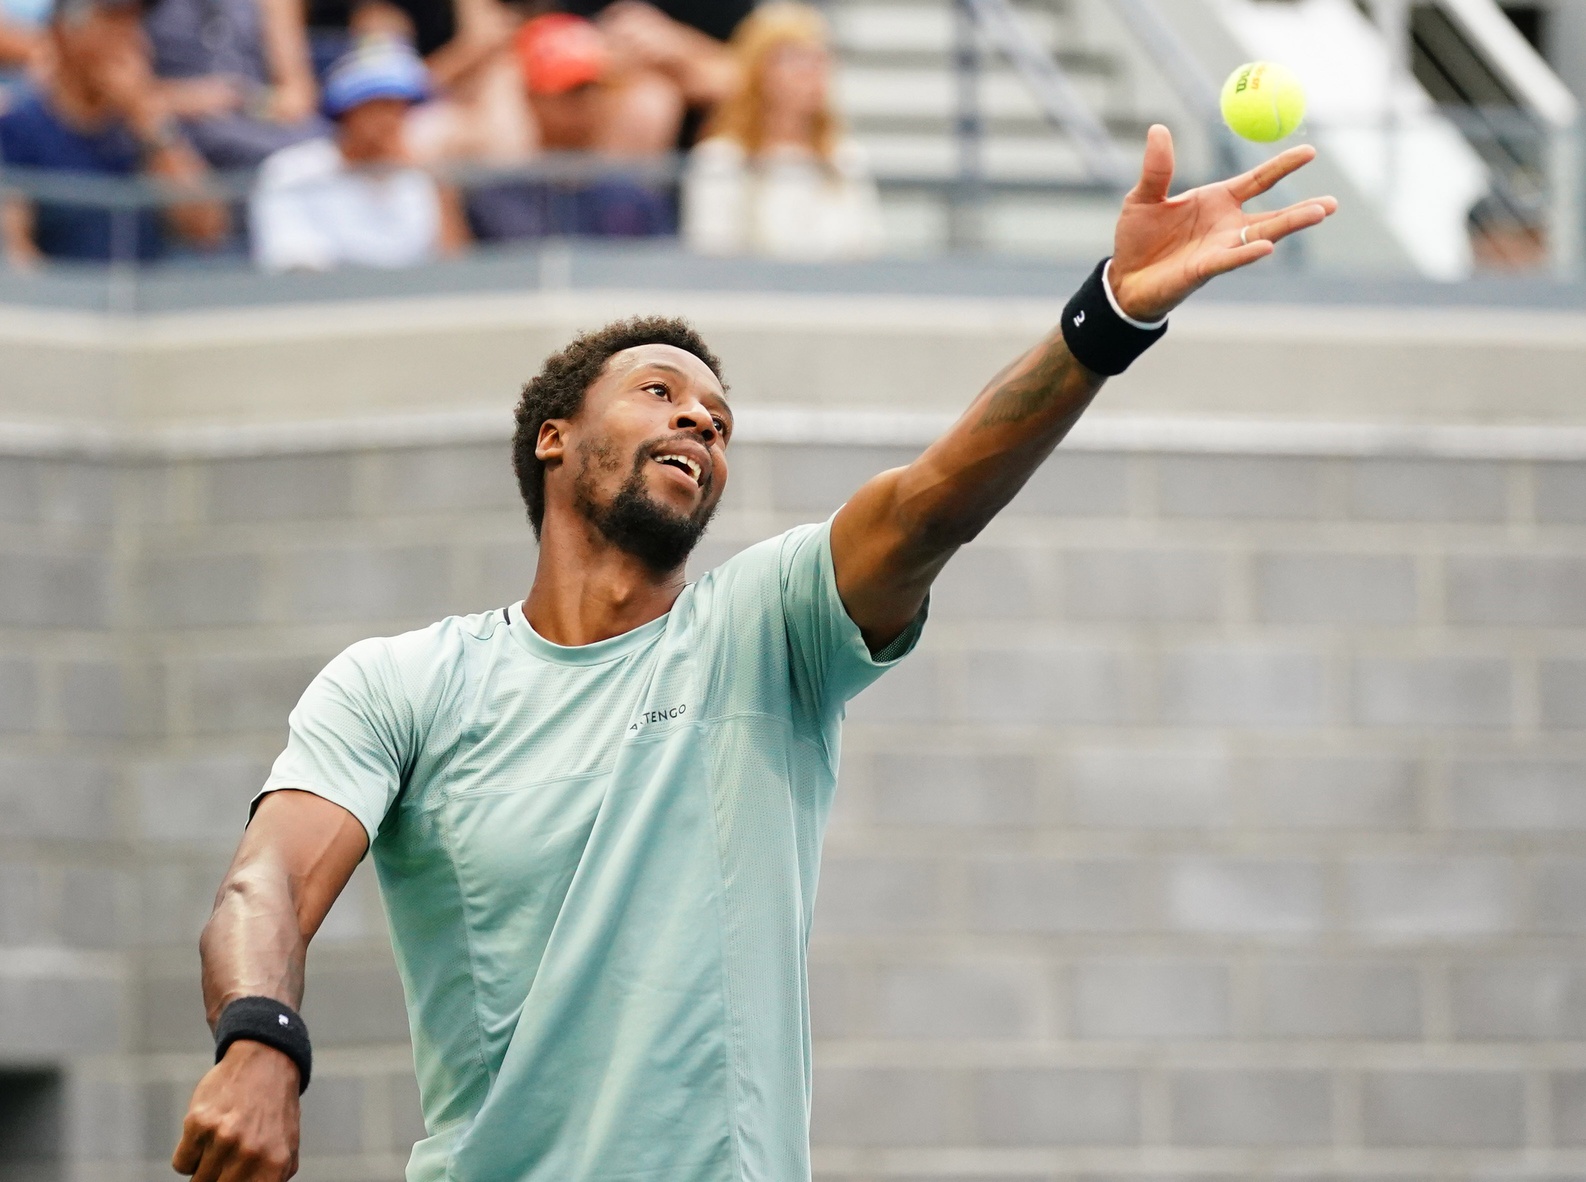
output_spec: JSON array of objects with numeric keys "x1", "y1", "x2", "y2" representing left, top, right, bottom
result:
[{"x1": 1102, "y1": 258, "x2": 1168, "y2": 331}]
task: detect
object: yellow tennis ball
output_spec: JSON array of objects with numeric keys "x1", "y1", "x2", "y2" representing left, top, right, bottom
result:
[{"x1": 1220, "y1": 61, "x2": 1306, "y2": 142}]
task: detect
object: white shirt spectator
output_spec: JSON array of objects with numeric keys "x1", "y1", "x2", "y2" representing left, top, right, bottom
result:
[
  {"x1": 250, "y1": 136, "x2": 441, "y2": 272},
  {"x1": 683, "y1": 136, "x2": 883, "y2": 261}
]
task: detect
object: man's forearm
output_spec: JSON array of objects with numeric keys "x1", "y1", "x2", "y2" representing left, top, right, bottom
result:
[
  {"x1": 197, "y1": 789, "x2": 368, "y2": 1030},
  {"x1": 2, "y1": 198, "x2": 41, "y2": 268},
  {"x1": 976, "y1": 328, "x2": 1100, "y2": 431},
  {"x1": 200, "y1": 864, "x2": 307, "y2": 1031},
  {"x1": 0, "y1": 19, "x2": 39, "y2": 66},
  {"x1": 145, "y1": 143, "x2": 232, "y2": 248},
  {"x1": 177, "y1": 864, "x2": 307, "y2": 1180},
  {"x1": 175, "y1": 792, "x2": 365, "y2": 1177},
  {"x1": 891, "y1": 327, "x2": 1105, "y2": 551},
  {"x1": 830, "y1": 327, "x2": 1104, "y2": 649}
]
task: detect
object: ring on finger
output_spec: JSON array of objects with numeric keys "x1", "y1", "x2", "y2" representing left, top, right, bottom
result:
[{"x1": 1239, "y1": 225, "x2": 1251, "y2": 246}]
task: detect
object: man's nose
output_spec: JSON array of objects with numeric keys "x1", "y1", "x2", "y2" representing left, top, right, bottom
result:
[{"x1": 670, "y1": 402, "x2": 717, "y2": 443}]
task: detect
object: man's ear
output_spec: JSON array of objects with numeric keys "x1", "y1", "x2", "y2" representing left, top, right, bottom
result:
[{"x1": 535, "y1": 419, "x2": 567, "y2": 466}]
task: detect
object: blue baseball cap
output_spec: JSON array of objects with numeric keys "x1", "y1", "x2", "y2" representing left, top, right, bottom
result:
[{"x1": 323, "y1": 37, "x2": 430, "y2": 118}]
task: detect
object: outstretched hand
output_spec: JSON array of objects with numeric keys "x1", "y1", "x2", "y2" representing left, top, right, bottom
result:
[{"x1": 1108, "y1": 124, "x2": 1338, "y2": 323}]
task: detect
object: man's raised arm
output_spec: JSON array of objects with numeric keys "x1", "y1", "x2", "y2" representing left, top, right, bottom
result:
[
  {"x1": 172, "y1": 789, "x2": 368, "y2": 1182},
  {"x1": 832, "y1": 125, "x2": 1338, "y2": 649}
]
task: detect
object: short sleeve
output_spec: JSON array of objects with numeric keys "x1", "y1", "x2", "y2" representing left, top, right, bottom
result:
[
  {"x1": 254, "y1": 638, "x2": 411, "y2": 847},
  {"x1": 779, "y1": 517, "x2": 927, "y2": 715}
]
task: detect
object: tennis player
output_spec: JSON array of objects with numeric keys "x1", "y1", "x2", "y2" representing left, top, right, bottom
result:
[{"x1": 174, "y1": 127, "x2": 1335, "y2": 1182}]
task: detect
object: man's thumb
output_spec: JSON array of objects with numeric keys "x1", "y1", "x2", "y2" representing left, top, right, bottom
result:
[{"x1": 1129, "y1": 124, "x2": 1175, "y2": 205}]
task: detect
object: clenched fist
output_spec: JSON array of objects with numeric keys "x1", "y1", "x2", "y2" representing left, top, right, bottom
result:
[{"x1": 173, "y1": 1040, "x2": 302, "y2": 1182}]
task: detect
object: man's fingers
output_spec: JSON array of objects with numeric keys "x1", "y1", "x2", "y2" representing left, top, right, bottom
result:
[
  {"x1": 213, "y1": 1158, "x2": 259, "y2": 1182},
  {"x1": 1227, "y1": 143, "x2": 1318, "y2": 203},
  {"x1": 1127, "y1": 123, "x2": 1175, "y2": 205},
  {"x1": 214, "y1": 1152, "x2": 291, "y2": 1182},
  {"x1": 178, "y1": 1117, "x2": 229, "y2": 1182},
  {"x1": 1202, "y1": 199, "x2": 1334, "y2": 281},
  {"x1": 1247, "y1": 199, "x2": 1335, "y2": 245},
  {"x1": 1202, "y1": 238, "x2": 1275, "y2": 279},
  {"x1": 190, "y1": 1145, "x2": 228, "y2": 1182},
  {"x1": 1262, "y1": 194, "x2": 1340, "y2": 223},
  {"x1": 172, "y1": 1124, "x2": 207, "y2": 1176}
]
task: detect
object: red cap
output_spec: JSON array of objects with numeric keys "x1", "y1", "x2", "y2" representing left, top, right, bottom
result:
[{"x1": 516, "y1": 13, "x2": 608, "y2": 95}]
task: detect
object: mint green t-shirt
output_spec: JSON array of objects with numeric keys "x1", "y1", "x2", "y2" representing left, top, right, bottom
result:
[{"x1": 258, "y1": 520, "x2": 924, "y2": 1182}]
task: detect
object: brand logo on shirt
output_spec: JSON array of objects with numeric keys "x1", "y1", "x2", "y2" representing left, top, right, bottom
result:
[{"x1": 629, "y1": 703, "x2": 687, "y2": 731}]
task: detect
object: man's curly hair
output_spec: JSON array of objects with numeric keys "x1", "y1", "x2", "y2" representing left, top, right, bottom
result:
[{"x1": 512, "y1": 316, "x2": 726, "y2": 538}]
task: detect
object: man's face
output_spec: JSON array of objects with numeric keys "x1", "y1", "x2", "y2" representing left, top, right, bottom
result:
[
  {"x1": 540, "y1": 343, "x2": 732, "y2": 572},
  {"x1": 529, "y1": 83, "x2": 603, "y2": 151},
  {"x1": 339, "y1": 97, "x2": 410, "y2": 164},
  {"x1": 52, "y1": 5, "x2": 148, "y2": 104}
]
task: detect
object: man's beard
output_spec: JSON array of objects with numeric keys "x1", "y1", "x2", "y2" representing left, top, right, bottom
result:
[{"x1": 573, "y1": 437, "x2": 717, "y2": 573}]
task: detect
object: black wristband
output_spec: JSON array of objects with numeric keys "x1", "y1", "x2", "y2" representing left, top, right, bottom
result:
[
  {"x1": 1060, "y1": 257, "x2": 1168, "y2": 376},
  {"x1": 214, "y1": 996, "x2": 312, "y2": 1094}
]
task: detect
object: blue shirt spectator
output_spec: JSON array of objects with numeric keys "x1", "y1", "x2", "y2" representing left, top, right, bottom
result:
[
  {"x1": 0, "y1": 87, "x2": 162, "y2": 259},
  {"x1": 0, "y1": 0, "x2": 228, "y2": 266}
]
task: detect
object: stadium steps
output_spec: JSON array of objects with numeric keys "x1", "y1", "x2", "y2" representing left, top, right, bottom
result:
[{"x1": 826, "y1": 0, "x2": 1163, "y2": 254}]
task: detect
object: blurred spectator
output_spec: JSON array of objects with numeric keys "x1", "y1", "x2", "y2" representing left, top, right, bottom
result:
[
  {"x1": 143, "y1": 0, "x2": 326, "y2": 166},
  {"x1": 0, "y1": 0, "x2": 228, "y2": 265},
  {"x1": 520, "y1": 9, "x2": 662, "y2": 154},
  {"x1": 250, "y1": 36, "x2": 467, "y2": 269},
  {"x1": 0, "y1": 0, "x2": 48, "y2": 79},
  {"x1": 683, "y1": 2, "x2": 881, "y2": 260},
  {"x1": 464, "y1": 12, "x2": 670, "y2": 240},
  {"x1": 309, "y1": 0, "x2": 531, "y2": 164},
  {"x1": 566, "y1": 0, "x2": 744, "y2": 152}
]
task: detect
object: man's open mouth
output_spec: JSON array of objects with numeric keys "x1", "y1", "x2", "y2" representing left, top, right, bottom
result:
[{"x1": 653, "y1": 452, "x2": 704, "y2": 485}]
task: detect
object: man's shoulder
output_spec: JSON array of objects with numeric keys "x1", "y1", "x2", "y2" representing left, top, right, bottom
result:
[
  {"x1": 0, "y1": 91, "x2": 70, "y2": 158},
  {"x1": 327, "y1": 609, "x2": 506, "y2": 700},
  {"x1": 697, "y1": 522, "x2": 823, "y2": 580},
  {"x1": 256, "y1": 136, "x2": 341, "y2": 190},
  {"x1": 353, "y1": 608, "x2": 505, "y2": 666},
  {"x1": 688, "y1": 522, "x2": 831, "y2": 621}
]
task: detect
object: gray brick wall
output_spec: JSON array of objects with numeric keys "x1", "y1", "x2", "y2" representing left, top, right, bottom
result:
[
  {"x1": 813, "y1": 442, "x2": 1586, "y2": 1182},
  {"x1": 3, "y1": 434, "x2": 1586, "y2": 1182}
]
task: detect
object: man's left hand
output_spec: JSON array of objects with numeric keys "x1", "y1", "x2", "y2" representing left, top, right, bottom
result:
[{"x1": 1108, "y1": 124, "x2": 1338, "y2": 324}]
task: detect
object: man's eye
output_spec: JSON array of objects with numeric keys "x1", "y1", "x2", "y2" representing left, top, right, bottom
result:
[
  {"x1": 647, "y1": 384, "x2": 667, "y2": 398},
  {"x1": 712, "y1": 418, "x2": 726, "y2": 434}
]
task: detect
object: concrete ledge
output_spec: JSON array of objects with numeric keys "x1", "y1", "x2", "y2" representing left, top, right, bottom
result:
[
  {"x1": 8, "y1": 404, "x2": 1586, "y2": 462},
  {"x1": 1, "y1": 288, "x2": 1584, "y2": 431}
]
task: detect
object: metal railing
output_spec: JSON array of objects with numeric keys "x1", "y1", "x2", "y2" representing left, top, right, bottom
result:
[
  {"x1": 945, "y1": 0, "x2": 1134, "y2": 245},
  {"x1": 0, "y1": 150, "x2": 1122, "y2": 285},
  {"x1": 1410, "y1": 0, "x2": 1581, "y2": 277},
  {"x1": 0, "y1": 110, "x2": 1578, "y2": 286},
  {"x1": 1109, "y1": 0, "x2": 1245, "y2": 178}
]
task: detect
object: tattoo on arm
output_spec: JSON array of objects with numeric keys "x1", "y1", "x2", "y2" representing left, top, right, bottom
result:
[{"x1": 974, "y1": 332, "x2": 1096, "y2": 431}]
